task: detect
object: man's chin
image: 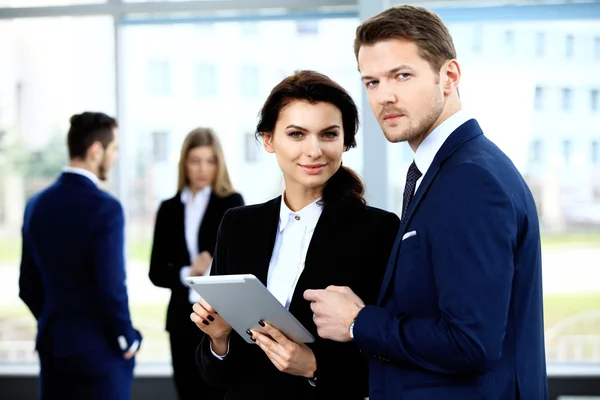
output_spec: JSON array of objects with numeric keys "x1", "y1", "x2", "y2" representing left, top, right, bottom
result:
[{"x1": 383, "y1": 130, "x2": 408, "y2": 143}]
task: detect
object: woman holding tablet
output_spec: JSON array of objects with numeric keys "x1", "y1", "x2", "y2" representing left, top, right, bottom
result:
[
  {"x1": 191, "y1": 71, "x2": 399, "y2": 400},
  {"x1": 149, "y1": 127, "x2": 244, "y2": 400}
]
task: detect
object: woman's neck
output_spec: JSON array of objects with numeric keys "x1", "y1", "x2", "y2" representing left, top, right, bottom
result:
[
  {"x1": 189, "y1": 185, "x2": 209, "y2": 196},
  {"x1": 283, "y1": 182, "x2": 323, "y2": 212}
]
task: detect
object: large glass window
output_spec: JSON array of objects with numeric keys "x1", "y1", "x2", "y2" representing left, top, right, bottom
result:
[{"x1": 1, "y1": 5, "x2": 599, "y2": 373}]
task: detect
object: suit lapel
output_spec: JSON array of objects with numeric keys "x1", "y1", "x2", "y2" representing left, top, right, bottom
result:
[
  {"x1": 377, "y1": 119, "x2": 483, "y2": 305},
  {"x1": 253, "y1": 197, "x2": 281, "y2": 286},
  {"x1": 289, "y1": 202, "x2": 336, "y2": 310},
  {"x1": 173, "y1": 195, "x2": 188, "y2": 261}
]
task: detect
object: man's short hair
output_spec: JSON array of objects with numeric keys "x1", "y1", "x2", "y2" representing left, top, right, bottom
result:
[
  {"x1": 67, "y1": 112, "x2": 117, "y2": 160},
  {"x1": 354, "y1": 5, "x2": 457, "y2": 73}
]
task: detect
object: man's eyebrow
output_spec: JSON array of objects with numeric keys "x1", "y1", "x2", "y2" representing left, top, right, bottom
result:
[{"x1": 361, "y1": 65, "x2": 415, "y2": 81}]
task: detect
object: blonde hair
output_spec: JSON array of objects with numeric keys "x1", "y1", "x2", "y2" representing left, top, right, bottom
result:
[{"x1": 177, "y1": 127, "x2": 235, "y2": 197}]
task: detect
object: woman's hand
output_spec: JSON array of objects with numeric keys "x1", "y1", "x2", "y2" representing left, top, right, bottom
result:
[
  {"x1": 250, "y1": 321, "x2": 317, "y2": 379},
  {"x1": 190, "y1": 297, "x2": 232, "y2": 356}
]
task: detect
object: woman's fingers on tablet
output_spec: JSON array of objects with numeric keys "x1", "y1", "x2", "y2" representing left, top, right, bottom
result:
[
  {"x1": 199, "y1": 297, "x2": 216, "y2": 314},
  {"x1": 190, "y1": 312, "x2": 207, "y2": 328},
  {"x1": 191, "y1": 304, "x2": 210, "y2": 326}
]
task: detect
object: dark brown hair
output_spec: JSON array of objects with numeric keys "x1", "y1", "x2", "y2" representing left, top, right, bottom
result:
[
  {"x1": 256, "y1": 70, "x2": 365, "y2": 207},
  {"x1": 354, "y1": 5, "x2": 457, "y2": 73},
  {"x1": 67, "y1": 112, "x2": 117, "y2": 159}
]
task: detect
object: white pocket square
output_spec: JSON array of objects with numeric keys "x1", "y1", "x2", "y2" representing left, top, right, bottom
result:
[{"x1": 402, "y1": 230, "x2": 417, "y2": 241}]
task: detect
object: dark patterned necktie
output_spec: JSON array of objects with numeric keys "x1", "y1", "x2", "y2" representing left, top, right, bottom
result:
[{"x1": 401, "y1": 161, "x2": 422, "y2": 220}]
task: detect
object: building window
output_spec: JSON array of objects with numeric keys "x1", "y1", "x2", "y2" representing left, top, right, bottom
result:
[
  {"x1": 195, "y1": 63, "x2": 217, "y2": 97},
  {"x1": 563, "y1": 139, "x2": 573, "y2": 166},
  {"x1": 534, "y1": 86, "x2": 544, "y2": 110},
  {"x1": 593, "y1": 140, "x2": 599, "y2": 164},
  {"x1": 530, "y1": 139, "x2": 543, "y2": 162},
  {"x1": 241, "y1": 65, "x2": 260, "y2": 98},
  {"x1": 562, "y1": 88, "x2": 573, "y2": 111},
  {"x1": 535, "y1": 32, "x2": 545, "y2": 57},
  {"x1": 591, "y1": 89, "x2": 599, "y2": 111},
  {"x1": 245, "y1": 132, "x2": 260, "y2": 162},
  {"x1": 296, "y1": 20, "x2": 319, "y2": 35},
  {"x1": 148, "y1": 60, "x2": 170, "y2": 96},
  {"x1": 152, "y1": 131, "x2": 169, "y2": 163},
  {"x1": 505, "y1": 30, "x2": 515, "y2": 55},
  {"x1": 594, "y1": 37, "x2": 600, "y2": 60},
  {"x1": 565, "y1": 34, "x2": 574, "y2": 59}
]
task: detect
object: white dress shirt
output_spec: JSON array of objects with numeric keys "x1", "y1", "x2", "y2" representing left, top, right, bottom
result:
[
  {"x1": 62, "y1": 166, "x2": 99, "y2": 186},
  {"x1": 413, "y1": 109, "x2": 472, "y2": 192},
  {"x1": 267, "y1": 195, "x2": 323, "y2": 309},
  {"x1": 178, "y1": 185, "x2": 213, "y2": 303},
  {"x1": 210, "y1": 194, "x2": 323, "y2": 382},
  {"x1": 63, "y1": 167, "x2": 140, "y2": 353}
]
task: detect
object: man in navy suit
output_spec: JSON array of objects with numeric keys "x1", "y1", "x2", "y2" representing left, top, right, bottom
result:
[
  {"x1": 305, "y1": 5, "x2": 547, "y2": 399},
  {"x1": 19, "y1": 112, "x2": 142, "y2": 400}
]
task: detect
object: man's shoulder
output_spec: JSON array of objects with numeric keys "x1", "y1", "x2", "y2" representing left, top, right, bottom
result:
[{"x1": 78, "y1": 188, "x2": 123, "y2": 218}]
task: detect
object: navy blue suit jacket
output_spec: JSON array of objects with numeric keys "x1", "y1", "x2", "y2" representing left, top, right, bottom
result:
[
  {"x1": 19, "y1": 172, "x2": 141, "y2": 359},
  {"x1": 354, "y1": 120, "x2": 547, "y2": 399}
]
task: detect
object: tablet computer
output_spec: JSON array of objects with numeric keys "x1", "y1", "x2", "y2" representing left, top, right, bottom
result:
[{"x1": 186, "y1": 274, "x2": 315, "y2": 344}]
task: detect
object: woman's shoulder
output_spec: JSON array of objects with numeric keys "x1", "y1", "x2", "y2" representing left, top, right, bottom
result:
[
  {"x1": 337, "y1": 200, "x2": 398, "y2": 221},
  {"x1": 364, "y1": 205, "x2": 400, "y2": 222},
  {"x1": 217, "y1": 191, "x2": 244, "y2": 204},
  {"x1": 157, "y1": 193, "x2": 182, "y2": 211},
  {"x1": 340, "y1": 203, "x2": 400, "y2": 233},
  {"x1": 221, "y1": 196, "x2": 281, "y2": 224}
]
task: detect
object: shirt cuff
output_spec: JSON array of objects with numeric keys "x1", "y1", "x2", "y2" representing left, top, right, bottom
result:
[
  {"x1": 209, "y1": 337, "x2": 230, "y2": 360},
  {"x1": 128, "y1": 340, "x2": 140, "y2": 353},
  {"x1": 118, "y1": 336, "x2": 139, "y2": 353}
]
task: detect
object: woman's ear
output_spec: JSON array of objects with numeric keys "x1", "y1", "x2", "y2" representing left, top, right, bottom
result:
[{"x1": 262, "y1": 132, "x2": 275, "y2": 153}]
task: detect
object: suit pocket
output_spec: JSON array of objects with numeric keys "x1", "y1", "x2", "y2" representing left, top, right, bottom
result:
[{"x1": 399, "y1": 233, "x2": 420, "y2": 253}]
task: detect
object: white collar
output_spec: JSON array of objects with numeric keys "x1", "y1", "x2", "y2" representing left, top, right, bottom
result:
[
  {"x1": 180, "y1": 185, "x2": 212, "y2": 204},
  {"x1": 278, "y1": 192, "x2": 323, "y2": 232},
  {"x1": 62, "y1": 166, "x2": 99, "y2": 186},
  {"x1": 414, "y1": 109, "x2": 471, "y2": 175}
]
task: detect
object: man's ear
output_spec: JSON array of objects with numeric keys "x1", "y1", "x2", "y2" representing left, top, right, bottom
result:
[
  {"x1": 442, "y1": 59, "x2": 461, "y2": 96},
  {"x1": 87, "y1": 141, "x2": 103, "y2": 162},
  {"x1": 262, "y1": 133, "x2": 275, "y2": 154}
]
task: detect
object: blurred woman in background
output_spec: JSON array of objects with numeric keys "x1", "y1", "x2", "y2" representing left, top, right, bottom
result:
[{"x1": 149, "y1": 127, "x2": 244, "y2": 400}]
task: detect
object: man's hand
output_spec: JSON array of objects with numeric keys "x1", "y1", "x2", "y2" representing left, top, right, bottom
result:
[
  {"x1": 123, "y1": 348, "x2": 136, "y2": 360},
  {"x1": 304, "y1": 286, "x2": 365, "y2": 342},
  {"x1": 191, "y1": 251, "x2": 212, "y2": 276}
]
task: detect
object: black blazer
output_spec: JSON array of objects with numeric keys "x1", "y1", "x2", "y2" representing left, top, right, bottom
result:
[
  {"x1": 149, "y1": 191, "x2": 244, "y2": 333},
  {"x1": 198, "y1": 196, "x2": 400, "y2": 400}
]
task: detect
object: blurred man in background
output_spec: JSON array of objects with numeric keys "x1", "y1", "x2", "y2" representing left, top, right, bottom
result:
[{"x1": 19, "y1": 111, "x2": 142, "y2": 400}]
